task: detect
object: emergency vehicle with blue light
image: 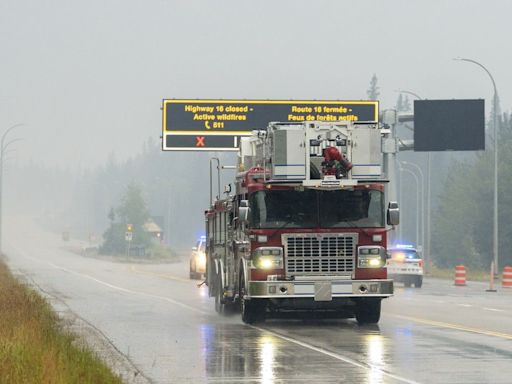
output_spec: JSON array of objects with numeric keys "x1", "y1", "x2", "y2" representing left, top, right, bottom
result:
[
  {"x1": 190, "y1": 235, "x2": 207, "y2": 279},
  {"x1": 387, "y1": 244, "x2": 423, "y2": 288}
]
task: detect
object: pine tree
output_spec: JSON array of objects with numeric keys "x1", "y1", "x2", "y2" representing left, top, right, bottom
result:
[
  {"x1": 396, "y1": 94, "x2": 412, "y2": 112},
  {"x1": 366, "y1": 74, "x2": 380, "y2": 100},
  {"x1": 396, "y1": 94, "x2": 404, "y2": 111},
  {"x1": 403, "y1": 95, "x2": 411, "y2": 111},
  {"x1": 100, "y1": 183, "x2": 151, "y2": 255}
]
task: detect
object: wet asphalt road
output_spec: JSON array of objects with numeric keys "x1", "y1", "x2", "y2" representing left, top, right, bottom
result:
[{"x1": 4, "y1": 219, "x2": 512, "y2": 384}]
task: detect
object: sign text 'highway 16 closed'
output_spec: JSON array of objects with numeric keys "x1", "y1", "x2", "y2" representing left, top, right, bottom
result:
[{"x1": 162, "y1": 99, "x2": 378, "y2": 151}]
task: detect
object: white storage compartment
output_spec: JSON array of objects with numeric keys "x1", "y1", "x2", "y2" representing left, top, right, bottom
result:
[
  {"x1": 271, "y1": 127, "x2": 306, "y2": 180},
  {"x1": 350, "y1": 127, "x2": 382, "y2": 178}
]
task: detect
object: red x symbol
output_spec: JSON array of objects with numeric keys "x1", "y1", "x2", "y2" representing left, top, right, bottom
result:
[{"x1": 196, "y1": 136, "x2": 205, "y2": 147}]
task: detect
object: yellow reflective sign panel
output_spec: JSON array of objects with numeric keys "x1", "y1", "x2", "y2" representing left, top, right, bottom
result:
[{"x1": 162, "y1": 99, "x2": 378, "y2": 151}]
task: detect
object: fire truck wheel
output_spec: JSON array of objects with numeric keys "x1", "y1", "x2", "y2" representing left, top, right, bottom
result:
[
  {"x1": 241, "y1": 298, "x2": 266, "y2": 324},
  {"x1": 414, "y1": 276, "x2": 423, "y2": 288},
  {"x1": 355, "y1": 298, "x2": 381, "y2": 325},
  {"x1": 240, "y1": 275, "x2": 266, "y2": 324},
  {"x1": 214, "y1": 275, "x2": 225, "y2": 314}
]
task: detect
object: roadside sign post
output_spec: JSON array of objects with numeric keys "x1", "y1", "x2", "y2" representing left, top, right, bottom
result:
[{"x1": 125, "y1": 228, "x2": 133, "y2": 256}]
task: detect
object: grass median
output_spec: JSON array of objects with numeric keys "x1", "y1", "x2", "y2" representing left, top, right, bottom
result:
[
  {"x1": 428, "y1": 265, "x2": 493, "y2": 282},
  {"x1": 0, "y1": 259, "x2": 122, "y2": 384}
]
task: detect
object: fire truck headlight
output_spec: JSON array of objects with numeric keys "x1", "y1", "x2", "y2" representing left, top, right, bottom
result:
[
  {"x1": 358, "y1": 246, "x2": 385, "y2": 268},
  {"x1": 252, "y1": 247, "x2": 283, "y2": 269}
]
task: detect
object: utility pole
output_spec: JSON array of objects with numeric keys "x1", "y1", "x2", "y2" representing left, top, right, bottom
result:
[
  {"x1": 454, "y1": 58, "x2": 500, "y2": 274},
  {"x1": 209, "y1": 157, "x2": 220, "y2": 206},
  {"x1": 381, "y1": 109, "x2": 399, "y2": 243},
  {"x1": 396, "y1": 90, "x2": 430, "y2": 266},
  {"x1": 401, "y1": 161, "x2": 425, "y2": 257}
]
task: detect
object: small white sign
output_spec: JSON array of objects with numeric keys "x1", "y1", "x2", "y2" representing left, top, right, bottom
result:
[{"x1": 125, "y1": 231, "x2": 133, "y2": 241}]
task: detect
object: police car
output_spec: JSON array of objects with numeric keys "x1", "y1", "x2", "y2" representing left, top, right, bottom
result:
[
  {"x1": 386, "y1": 244, "x2": 423, "y2": 288},
  {"x1": 190, "y1": 236, "x2": 207, "y2": 279}
]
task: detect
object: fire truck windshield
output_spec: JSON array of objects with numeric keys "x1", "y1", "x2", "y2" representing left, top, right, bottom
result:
[{"x1": 249, "y1": 189, "x2": 384, "y2": 229}]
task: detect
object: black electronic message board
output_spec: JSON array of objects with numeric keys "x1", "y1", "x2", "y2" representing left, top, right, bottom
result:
[
  {"x1": 162, "y1": 99, "x2": 378, "y2": 151},
  {"x1": 165, "y1": 134, "x2": 241, "y2": 151},
  {"x1": 414, "y1": 99, "x2": 485, "y2": 151}
]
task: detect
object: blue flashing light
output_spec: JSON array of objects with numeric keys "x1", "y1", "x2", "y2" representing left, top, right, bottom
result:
[{"x1": 394, "y1": 244, "x2": 415, "y2": 249}]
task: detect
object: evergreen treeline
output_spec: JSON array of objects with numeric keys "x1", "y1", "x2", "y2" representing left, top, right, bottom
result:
[{"x1": 432, "y1": 113, "x2": 512, "y2": 269}]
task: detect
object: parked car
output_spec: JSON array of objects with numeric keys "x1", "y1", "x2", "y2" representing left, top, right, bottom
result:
[
  {"x1": 190, "y1": 236, "x2": 206, "y2": 279},
  {"x1": 387, "y1": 244, "x2": 423, "y2": 288}
]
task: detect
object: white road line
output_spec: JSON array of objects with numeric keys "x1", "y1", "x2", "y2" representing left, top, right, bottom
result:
[
  {"x1": 457, "y1": 303, "x2": 472, "y2": 307},
  {"x1": 11, "y1": 244, "x2": 421, "y2": 384},
  {"x1": 483, "y1": 307, "x2": 505, "y2": 312},
  {"x1": 251, "y1": 325, "x2": 422, "y2": 384},
  {"x1": 11, "y1": 246, "x2": 210, "y2": 316}
]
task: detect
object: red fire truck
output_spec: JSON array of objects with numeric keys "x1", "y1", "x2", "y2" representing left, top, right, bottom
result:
[{"x1": 205, "y1": 121, "x2": 398, "y2": 324}]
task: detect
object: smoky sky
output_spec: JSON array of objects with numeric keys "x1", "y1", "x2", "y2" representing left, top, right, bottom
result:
[{"x1": 0, "y1": 0, "x2": 510, "y2": 168}]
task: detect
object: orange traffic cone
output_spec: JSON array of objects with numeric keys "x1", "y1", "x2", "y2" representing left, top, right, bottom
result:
[
  {"x1": 454, "y1": 265, "x2": 466, "y2": 286},
  {"x1": 502, "y1": 266, "x2": 512, "y2": 288}
]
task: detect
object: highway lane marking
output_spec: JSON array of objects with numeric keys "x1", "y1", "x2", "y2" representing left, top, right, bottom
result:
[
  {"x1": 129, "y1": 265, "x2": 192, "y2": 283},
  {"x1": 483, "y1": 307, "x2": 505, "y2": 312},
  {"x1": 10, "y1": 245, "x2": 211, "y2": 316},
  {"x1": 456, "y1": 303, "x2": 472, "y2": 307},
  {"x1": 46, "y1": 262, "x2": 211, "y2": 316},
  {"x1": 389, "y1": 314, "x2": 512, "y2": 340},
  {"x1": 251, "y1": 325, "x2": 421, "y2": 384}
]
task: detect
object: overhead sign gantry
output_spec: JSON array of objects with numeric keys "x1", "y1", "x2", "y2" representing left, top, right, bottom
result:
[{"x1": 162, "y1": 99, "x2": 378, "y2": 151}]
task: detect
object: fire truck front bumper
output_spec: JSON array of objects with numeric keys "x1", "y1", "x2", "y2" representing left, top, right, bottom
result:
[{"x1": 247, "y1": 279, "x2": 393, "y2": 300}]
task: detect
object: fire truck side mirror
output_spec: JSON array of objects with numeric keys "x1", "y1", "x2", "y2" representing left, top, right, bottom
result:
[
  {"x1": 387, "y1": 201, "x2": 400, "y2": 226},
  {"x1": 239, "y1": 200, "x2": 250, "y2": 223}
]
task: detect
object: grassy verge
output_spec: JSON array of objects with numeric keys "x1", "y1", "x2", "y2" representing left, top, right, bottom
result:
[
  {"x1": 0, "y1": 259, "x2": 122, "y2": 384},
  {"x1": 71, "y1": 242, "x2": 180, "y2": 264},
  {"x1": 428, "y1": 265, "x2": 493, "y2": 282}
]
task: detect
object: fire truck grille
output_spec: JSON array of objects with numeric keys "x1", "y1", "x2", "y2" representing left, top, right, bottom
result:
[{"x1": 284, "y1": 234, "x2": 358, "y2": 276}]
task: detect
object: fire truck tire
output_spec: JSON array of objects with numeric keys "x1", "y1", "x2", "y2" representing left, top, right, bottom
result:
[
  {"x1": 239, "y1": 274, "x2": 266, "y2": 324},
  {"x1": 414, "y1": 276, "x2": 423, "y2": 288},
  {"x1": 214, "y1": 274, "x2": 225, "y2": 314},
  {"x1": 241, "y1": 299, "x2": 266, "y2": 324},
  {"x1": 355, "y1": 298, "x2": 381, "y2": 325}
]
